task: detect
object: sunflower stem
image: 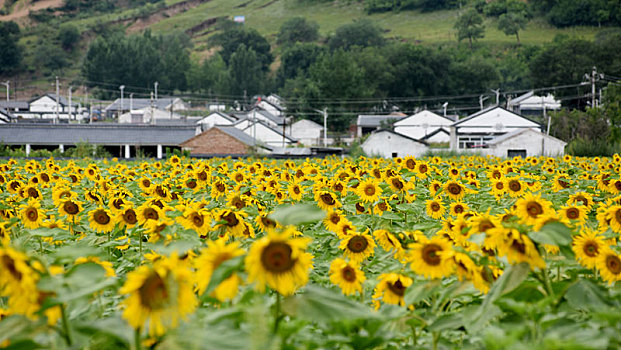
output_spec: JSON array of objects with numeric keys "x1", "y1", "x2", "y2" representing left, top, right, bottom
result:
[
  {"x1": 432, "y1": 331, "x2": 440, "y2": 350},
  {"x1": 542, "y1": 267, "x2": 555, "y2": 297},
  {"x1": 60, "y1": 304, "x2": 72, "y2": 346},
  {"x1": 134, "y1": 327, "x2": 142, "y2": 350},
  {"x1": 139, "y1": 233, "x2": 143, "y2": 262},
  {"x1": 273, "y1": 293, "x2": 282, "y2": 334}
]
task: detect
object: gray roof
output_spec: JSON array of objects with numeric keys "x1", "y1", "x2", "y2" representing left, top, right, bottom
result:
[
  {"x1": 420, "y1": 127, "x2": 449, "y2": 141},
  {"x1": 154, "y1": 117, "x2": 203, "y2": 126},
  {"x1": 453, "y1": 106, "x2": 541, "y2": 127},
  {"x1": 369, "y1": 129, "x2": 428, "y2": 145},
  {"x1": 0, "y1": 124, "x2": 196, "y2": 146},
  {"x1": 357, "y1": 114, "x2": 406, "y2": 127},
  {"x1": 0, "y1": 108, "x2": 14, "y2": 122},
  {"x1": 243, "y1": 119, "x2": 297, "y2": 142},
  {"x1": 105, "y1": 98, "x2": 179, "y2": 112},
  {"x1": 216, "y1": 126, "x2": 273, "y2": 150},
  {"x1": 232, "y1": 108, "x2": 285, "y2": 125},
  {"x1": 0, "y1": 101, "x2": 29, "y2": 110},
  {"x1": 30, "y1": 93, "x2": 77, "y2": 107}
]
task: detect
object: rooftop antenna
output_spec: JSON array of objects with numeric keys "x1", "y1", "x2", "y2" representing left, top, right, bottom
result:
[{"x1": 442, "y1": 102, "x2": 449, "y2": 117}]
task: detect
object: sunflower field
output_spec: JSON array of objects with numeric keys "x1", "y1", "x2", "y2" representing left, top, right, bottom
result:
[{"x1": 1, "y1": 154, "x2": 621, "y2": 349}]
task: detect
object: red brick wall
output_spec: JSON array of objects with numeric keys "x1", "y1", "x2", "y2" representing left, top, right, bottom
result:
[{"x1": 181, "y1": 128, "x2": 248, "y2": 155}]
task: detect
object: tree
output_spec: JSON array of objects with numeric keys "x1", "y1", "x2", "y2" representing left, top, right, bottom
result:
[
  {"x1": 187, "y1": 53, "x2": 229, "y2": 94},
  {"x1": 58, "y1": 24, "x2": 80, "y2": 50},
  {"x1": 498, "y1": 11, "x2": 528, "y2": 44},
  {"x1": 0, "y1": 21, "x2": 21, "y2": 74},
  {"x1": 209, "y1": 26, "x2": 273, "y2": 71},
  {"x1": 276, "y1": 42, "x2": 325, "y2": 86},
  {"x1": 327, "y1": 19, "x2": 385, "y2": 51},
  {"x1": 228, "y1": 44, "x2": 264, "y2": 97},
  {"x1": 454, "y1": 8, "x2": 485, "y2": 49},
  {"x1": 277, "y1": 17, "x2": 320, "y2": 45}
]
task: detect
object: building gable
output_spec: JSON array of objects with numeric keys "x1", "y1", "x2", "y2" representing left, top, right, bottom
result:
[
  {"x1": 180, "y1": 127, "x2": 249, "y2": 155},
  {"x1": 455, "y1": 107, "x2": 540, "y2": 134},
  {"x1": 393, "y1": 110, "x2": 453, "y2": 127}
]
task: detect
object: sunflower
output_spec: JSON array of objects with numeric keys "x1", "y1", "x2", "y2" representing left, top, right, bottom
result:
[
  {"x1": 329, "y1": 258, "x2": 365, "y2": 296},
  {"x1": 572, "y1": 229, "x2": 607, "y2": 269},
  {"x1": 323, "y1": 209, "x2": 347, "y2": 233},
  {"x1": 559, "y1": 205, "x2": 588, "y2": 226},
  {"x1": 606, "y1": 205, "x2": 621, "y2": 233},
  {"x1": 597, "y1": 250, "x2": 621, "y2": 284},
  {"x1": 194, "y1": 238, "x2": 245, "y2": 302},
  {"x1": 453, "y1": 252, "x2": 477, "y2": 282},
  {"x1": 20, "y1": 199, "x2": 44, "y2": 229},
  {"x1": 414, "y1": 162, "x2": 430, "y2": 179},
  {"x1": 288, "y1": 181, "x2": 305, "y2": 201},
  {"x1": 245, "y1": 227, "x2": 313, "y2": 296},
  {"x1": 402, "y1": 156, "x2": 417, "y2": 171},
  {"x1": 0, "y1": 247, "x2": 40, "y2": 318},
  {"x1": 339, "y1": 231, "x2": 377, "y2": 263},
  {"x1": 387, "y1": 176, "x2": 407, "y2": 193},
  {"x1": 137, "y1": 203, "x2": 165, "y2": 228},
  {"x1": 75, "y1": 256, "x2": 116, "y2": 277},
  {"x1": 514, "y1": 193, "x2": 553, "y2": 226},
  {"x1": 567, "y1": 192, "x2": 594, "y2": 211},
  {"x1": 226, "y1": 192, "x2": 248, "y2": 210},
  {"x1": 449, "y1": 201, "x2": 469, "y2": 217},
  {"x1": 490, "y1": 178, "x2": 506, "y2": 198},
  {"x1": 177, "y1": 208, "x2": 211, "y2": 237},
  {"x1": 86, "y1": 207, "x2": 115, "y2": 233},
  {"x1": 210, "y1": 179, "x2": 228, "y2": 199},
  {"x1": 373, "y1": 199, "x2": 392, "y2": 216},
  {"x1": 425, "y1": 198, "x2": 446, "y2": 219},
  {"x1": 21, "y1": 185, "x2": 42, "y2": 200},
  {"x1": 137, "y1": 177, "x2": 152, "y2": 193},
  {"x1": 117, "y1": 205, "x2": 139, "y2": 229},
  {"x1": 496, "y1": 228, "x2": 545, "y2": 269},
  {"x1": 315, "y1": 190, "x2": 341, "y2": 211},
  {"x1": 51, "y1": 186, "x2": 77, "y2": 207},
  {"x1": 428, "y1": 180, "x2": 443, "y2": 197},
  {"x1": 214, "y1": 209, "x2": 247, "y2": 238},
  {"x1": 408, "y1": 236, "x2": 455, "y2": 279},
  {"x1": 372, "y1": 273, "x2": 413, "y2": 309},
  {"x1": 119, "y1": 253, "x2": 197, "y2": 336},
  {"x1": 505, "y1": 177, "x2": 524, "y2": 197},
  {"x1": 551, "y1": 174, "x2": 571, "y2": 192},
  {"x1": 373, "y1": 229, "x2": 404, "y2": 257},
  {"x1": 444, "y1": 180, "x2": 466, "y2": 201},
  {"x1": 0, "y1": 222, "x2": 10, "y2": 246}
]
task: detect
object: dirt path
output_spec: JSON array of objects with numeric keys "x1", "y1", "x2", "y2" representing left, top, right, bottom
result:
[{"x1": 0, "y1": 0, "x2": 63, "y2": 22}]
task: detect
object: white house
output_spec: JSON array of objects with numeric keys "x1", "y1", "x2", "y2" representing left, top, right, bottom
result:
[
  {"x1": 118, "y1": 108, "x2": 184, "y2": 124},
  {"x1": 196, "y1": 112, "x2": 237, "y2": 131},
  {"x1": 236, "y1": 119, "x2": 297, "y2": 147},
  {"x1": 289, "y1": 119, "x2": 324, "y2": 146},
  {"x1": 393, "y1": 110, "x2": 453, "y2": 143},
  {"x1": 233, "y1": 108, "x2": 285, "y2": 128},
  {"x1": 357, "y1": 113, "x2": 407, "y2": 137},
  {"x1": 421, "y1": 128, "x2": 450, "y2": 144},
  {"x1": 19, "y1": 94, "x2": 83, "y2": 121},
  {"x1": 487, "y1": 128, "x2": 566, "y2": 157},
  {"x1": 450, "y1": 106, "x2": 541, "y2": 150},
  {"x1": 362, "y1": 129, "x2": 428, "y2": 158},
  {"x1": 105, "y1": 97, "x2": 187, "y2": 118},
  {"x1": 507, "y1": 91, "x2": 561, "y2": 116},
  {"x1": 0, "y1": 108, "x2": 13, "y2": 123}
]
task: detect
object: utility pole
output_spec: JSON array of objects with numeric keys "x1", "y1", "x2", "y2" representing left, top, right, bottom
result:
[
  {"x1": 1, "y1": 81, "x2": 8, "y2": 101},
  {"x1": 314, "y1": 108, "x2": 328, "y2": 147},
  {"x1": 55, "y1": 76, "x2": 60, "y2": 124},
  {"x1": 154, "y1": 82, "x2": 158, "y2": 101},
  {"x1": 85, "y1": 87, "x2": 89, "y2": 122},
  {"x1": 479, "y1": 95, "x2": 490, "y2": 110},
  {"x1": 129, "y1": 93, "x2": 134, "y2": 112},
  {"x1": 442, "y1": 102, "x2": 448, "y2": 117},
  {"x1": 68, "y1": 86, "x2": 72, "y2": 121},
  {"x1": 585, "y1": 66, "x2": 604, "y2": 108},
  {"x1": 150, "y1": 92, "x2": 155, "y2": 124},
  {"x1": 490, "y1": 88, "x2": 500, "y2": 105},
  {"x1": 119, "y1": 85, "x2": 125, "y2": 119}
]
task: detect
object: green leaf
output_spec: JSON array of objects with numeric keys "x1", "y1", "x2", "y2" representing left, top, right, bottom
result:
[
  {"x1": 404, "y1": 280, "x2": 441, "y2": 306},
  {"x1": 74, "y1": 317, "x2": 132, "y2": 347},
  {"x1": 201, "y1": 256, "x2": 244, "y2": 299},
  {"x1": 428, "y1": 313, "x2": 464, "y2": 332},
  {"x1": 28, "y1": 227, "x2": 66, "y2": 237},
  {"x1": 269, "y1": 204, "x2": 325, "y2": 226},
  {"x1": 530, "y1": 222, "x2": 573, "y2": 247},
  {"x1": 0, "y1": 316, "x2": 34, "y2": 343},
  {"x1": 565, "y1": 279, "x2": 611, "y2": 311},
  {"x1": 282, "y1": 285, "x2": 378, "y2": 323}
]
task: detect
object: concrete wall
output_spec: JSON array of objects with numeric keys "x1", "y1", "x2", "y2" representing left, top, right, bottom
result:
[
  {"x1": 490, "y1": 131, "x2": 565, "y2": 157},
  {"x1": 362, "y1": 131, "x2": 428, "y2": 158}
]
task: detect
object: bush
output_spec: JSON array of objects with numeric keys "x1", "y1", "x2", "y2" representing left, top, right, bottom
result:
[{"x1": 566, "y1": 138, "x2": 618, "y2": 157}]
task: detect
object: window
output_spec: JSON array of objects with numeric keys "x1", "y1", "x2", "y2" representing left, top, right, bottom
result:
[
  {"x1": 507, "y1": 149, "x2": 527, "y2": 158},
  {"x1": 392, "y1": 152, "x2": 398, "y2": 158}
]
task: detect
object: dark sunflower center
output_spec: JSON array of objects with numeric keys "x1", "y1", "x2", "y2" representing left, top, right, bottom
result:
[
  {"x1": 526, "y1": 202, "x2": 543, "y2": 217},
  {"x1": 261, "y1": 242, "x2": 294, "y2": 273},
  {"x1": 406, "y1": 159, "x2": 416, "y2": 169},
  {"x1": 479, "y1": 220, "x2": 494, "y2": 232},
  {"x1": 94, "y1": 210, "x2": 111, "y2": 225},
  {"x1": 261, "y1": 216, "x2": 276, "y2": 228},
  {"x1": 113, "y1": 198, "x2": 124, "y2": 210},
  {"x1": 2, "y1": 255, "x2": 22, "y2": 280},
  {"x1": 378, "y1": 202, "x2": 388, "y2": 211},
  {"x1": 293, "y1": 186, "x2": 301, "y2": 194},
  {"x1": 191, "y1": 213, "x2": 204, "y2": 227},
  {"x1": 187, "y1": 180, "x2": 197, "y2": 189},
  {"x1": 320, "y1": 193, "x2": 335, "y2": 206},
  {"x1": 355, "y1": 203, "x2": 365, "y2": 213},
  {"x1": 495, "y1": 182, "x2": 504, "y2": 190},
  {"x1": 448, "y1": 183, "x2": 461, "y2": 195},
  {"x1": 197, "y1": 171, "x2": 207, "y2": 181},
  {"x1": 216, "y1": 183, "x2": 226, "y2": 192},
  {"x1": 63, "y1": 201, "x2": 79, "y2": 215},
  {"x1": 28, "y1": 188, "x2": 39, "y2": 198},
  {"x1": 558, "y1": 179, "x2": 569, "y2": 188},
  {"x1": 232, "y1": 197, "x2": 245, "y2": 209},
  {"x1": 329, "y1": 214, "x2": 340, "y2": 225},
  {"x1": 10, "y1": 181, "x2": 20, "y2": 190},
  {"x1": 615, "y1": 181, "x2": 621, "y2": 191},
  {"x1": 364, "y1": 185, "x2": 376, "y2": 196},
  {"x1": 509, "y1": 180, "x2": 521, "y2": 192},
  {"x1": 235, "y1": 174, "x2": 244, "y2": 182},
  {"x1": 422, "y1": 244, "x2": 442, "y2": 266},
  {"x1": 492, "y1": 170, "x2": 501, "y2": 179},
  {"x1": 392, "y1": 178, "x2": 404, "y2": 190},
  {"x1": 144, "y1": 208, "x2": 159, "y2": 221},
  {"x1": 139, "y1": 273, "x2": 169, "y2": 310},
  {"x1": 454, "y1": 205, "x2": 464, "y2": 214},
  {"x1": 419, "y1": 165, "x2": 428, "y2": 173},
  {"x1": 431, "y1": 202, "x2": 440, "y2": 212},
  {"x1": 511, "y1": 240, "x2": 526, "y2": 254},
  {"x1": 142, "y1": 179, "x2": 151, "y2": 188},
  {"x1": 347, "y1": 236, "x2": 369, "y2": 253},
  {"x1": 26, "y1": 208, "x2": 38, "y2": 221},
  {"x1": 583, "y1": 241, "x2": 599, "y2": 257},
  {"x1": 388, "y1": 280, "x2": 406, "y2": 297},
  {"x1": 223, "y1": 212, "x2": 239, "y2": 227},
  {"x1": 341, "y1": 266, "x2": 357, "y2": 282},
  {"x1": 575, "y1": 196, "x2": 587, "y2": 206},
  {"x1": 124, "y1": 209, "x2": 138, "y2": 224},
  {"x1": 606, "y1": 254, "x2": 621, "y2": 274},
  {"x1": 615, "y1": 209, "x2": 621, "y2": 224},
  {"x1": 566, "y1": 208, "x2": 580, "y2": 220}
]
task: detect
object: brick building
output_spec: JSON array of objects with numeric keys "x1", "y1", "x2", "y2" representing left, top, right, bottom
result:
[{"x1": 180, "y1": 126, "x2": 273, "y2": 157}]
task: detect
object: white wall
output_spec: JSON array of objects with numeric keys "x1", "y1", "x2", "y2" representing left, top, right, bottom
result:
[
  {"x1": 490, "y1": 130, "x2": 566, "y2": 157},
  {"x1": 362, "y1": 131, "x2": 428, "y2": 158},
  {"x1": 290, "y1": 120, "x2": 323, "y2": 146},
  {"x1": 197, "y1": 113, "x2": 234, "y2": 128},
  {"x1": 241, "y1": 122, "x2": 295, "y2": 147}
]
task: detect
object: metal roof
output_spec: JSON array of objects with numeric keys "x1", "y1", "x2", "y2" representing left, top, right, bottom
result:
[
  {"x1": 104, "y1": 98, "x2": 181, "y2": 112},
  {"x1": 0, "y1": 123, "x2": 196, "y2": 146},
  {"x1": 357, "y1": 114, "x2": 406, "y2": 127},
  {"x1": 30, "y1": 93, "x2": 77, "y2": 107},
  {"x1": 0, "y1": 101, "x2": 29, "y2": 110},
  {"x1": 217, "y1": 126, "x2": 273, "y2": 150}
]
